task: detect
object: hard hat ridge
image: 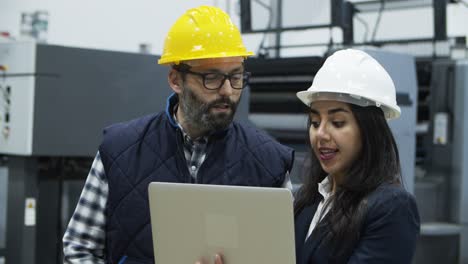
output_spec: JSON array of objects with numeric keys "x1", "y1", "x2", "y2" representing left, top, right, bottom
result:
[
  {"x1": 186, "y1": 5, "x2": 232, "y2": 27},
  {"x1": 158, "y1": 5, "x2": 254, "y2": 65}
]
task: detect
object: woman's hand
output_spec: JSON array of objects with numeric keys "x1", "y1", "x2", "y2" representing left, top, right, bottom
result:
[{"x1": 195, "y1": 253, "x2": 224, "y2": 264}]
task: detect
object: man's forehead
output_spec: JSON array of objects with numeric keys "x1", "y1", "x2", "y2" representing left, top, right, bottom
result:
[{"x1": 182, "y1": 57, "x2": 244, "y2": 68}]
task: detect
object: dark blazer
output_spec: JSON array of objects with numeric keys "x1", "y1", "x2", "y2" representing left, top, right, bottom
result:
[{"x1": 295, "y1": 183, "x2": 420, "y2": 264}]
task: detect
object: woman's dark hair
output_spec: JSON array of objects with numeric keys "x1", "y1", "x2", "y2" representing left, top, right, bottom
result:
[{"x1": 294, "y1": 104, "x2": 402, "y2": 262}]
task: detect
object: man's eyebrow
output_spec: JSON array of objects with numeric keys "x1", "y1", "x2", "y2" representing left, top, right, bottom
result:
[{"x1": 202, "y1": 66, "x2": 244, "y2": 73}]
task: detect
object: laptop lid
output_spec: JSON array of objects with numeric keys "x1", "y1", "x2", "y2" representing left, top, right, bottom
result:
[{"x1": 148, "y1": 182, "x2": 296, "y2": 264}]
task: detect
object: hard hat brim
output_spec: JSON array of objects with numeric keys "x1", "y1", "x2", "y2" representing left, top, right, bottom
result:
[
  {"x1": 158, "y1": 51, "x2": 254, "y2": 65},
  {"x1": 297, "y1": 90, "x2": 401, "y2": 120}
]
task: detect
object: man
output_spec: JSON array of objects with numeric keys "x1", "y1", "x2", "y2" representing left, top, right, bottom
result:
[{"x1": 63, "y1": 5, "x2": 294, "y2": 264}]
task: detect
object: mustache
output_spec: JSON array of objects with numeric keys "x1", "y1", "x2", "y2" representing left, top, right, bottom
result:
[{"x1": 206, "y1": 97, "x2": 236, "y2": 109}]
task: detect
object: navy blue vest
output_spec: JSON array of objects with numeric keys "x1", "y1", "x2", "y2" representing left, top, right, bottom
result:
[{"x1": 99, "y1": 94, "x2": 294, "y2": 264}]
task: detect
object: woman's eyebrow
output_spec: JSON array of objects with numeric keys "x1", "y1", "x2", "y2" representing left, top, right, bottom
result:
[
  {"x1": 328, "y1": 108, "x2": 350, "y2": 115},
  {"x1": 310, "y1": 107, "x2": 349, "y2": 115}
]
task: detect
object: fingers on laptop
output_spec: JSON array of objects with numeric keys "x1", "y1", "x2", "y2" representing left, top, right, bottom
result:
[
  {"x1": 214, "y1": 253, "x2": 224, "y2": 264},
  {"x1": 195, "y1": 256, "x2": 207, "y2": 264},
  {"x1": 195, "y1": 253, "x2": 224, "y2": 264}
]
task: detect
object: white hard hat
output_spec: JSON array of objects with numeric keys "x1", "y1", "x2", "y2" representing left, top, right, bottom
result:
[{"x1": 296, "y1": 49, "x2": 401, "y2": 120}]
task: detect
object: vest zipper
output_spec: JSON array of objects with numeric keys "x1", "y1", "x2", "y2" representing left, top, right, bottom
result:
[
  {"x1": 175, "y1": 128, "x2": 193, "y2": 183},
  {"x1": 196, "y1": 138, "x2": 214, "y2": 184}
]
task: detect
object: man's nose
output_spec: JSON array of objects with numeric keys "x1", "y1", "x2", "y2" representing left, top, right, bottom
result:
[{"x1": 217, "y1": 78, "x2": 234, "y2": 96}]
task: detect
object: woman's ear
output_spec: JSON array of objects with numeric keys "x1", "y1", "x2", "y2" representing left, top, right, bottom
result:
[{"x1": 168, "y1": 69, "x2": 182, "y2": 94}]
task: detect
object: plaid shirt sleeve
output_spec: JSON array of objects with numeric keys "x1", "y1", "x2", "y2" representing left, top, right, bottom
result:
[{"x1": 63, "y1": 151, "x2": 108, "y2": 264}]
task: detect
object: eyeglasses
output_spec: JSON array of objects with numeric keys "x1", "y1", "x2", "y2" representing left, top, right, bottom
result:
[{"x1": 177, "y1": 69, "x2": 251, "y2": 90}]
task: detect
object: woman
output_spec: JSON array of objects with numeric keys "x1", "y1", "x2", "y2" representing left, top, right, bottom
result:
[
  {"x1": 198, "y1": 49, "x2": 420, "y2": 264},
  {"x1": 294, "y1": 48, "x2": 420, "y2": 263}
]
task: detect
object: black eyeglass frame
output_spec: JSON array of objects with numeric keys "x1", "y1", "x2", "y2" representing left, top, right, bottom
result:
[{"x1": 176, "y1": 68, "x2": 251, "y2": 90}]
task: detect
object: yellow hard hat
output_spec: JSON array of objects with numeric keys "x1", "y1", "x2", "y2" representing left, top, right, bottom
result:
[{"x1": 158, "y1": 5, "x2": 254, "y2": 65}]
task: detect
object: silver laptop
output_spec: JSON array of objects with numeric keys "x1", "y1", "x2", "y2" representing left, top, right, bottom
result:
[{"x1": 148, "y1": 182, "x2": 296, "y2": 264}]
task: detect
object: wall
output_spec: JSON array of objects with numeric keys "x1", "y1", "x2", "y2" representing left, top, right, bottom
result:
[
  {"x1": 0, "y1": 0, "x2": 262, "y2": 56},
  {"x1": 1, "y1": 0, "x2": 465, "y2": 57},
  {"x1": 272, "y1": 0, "x2": 468, "y2": 57},
  {"x1": 0, "y1": 0, "x2": 221, "y2": 53}
]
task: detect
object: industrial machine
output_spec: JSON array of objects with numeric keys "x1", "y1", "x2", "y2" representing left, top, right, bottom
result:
[
  {"x1": 0, "y1": 41, "x2": 170, "y2": 264},
  {"x1": 0, "y1": 41, "x2": 251, "y2": 264},
  {"x1": 412, "y1": 58, "x2": 468, "y2": 264}
]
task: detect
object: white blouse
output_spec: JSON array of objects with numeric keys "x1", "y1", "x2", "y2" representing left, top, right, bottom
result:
[{"x1": 306, "y1": 176, "x2": 333, "y2": 240}]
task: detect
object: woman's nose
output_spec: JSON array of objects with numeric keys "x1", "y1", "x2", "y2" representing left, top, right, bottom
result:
[{"x1": 316, "y1": 123, "x2": 331, "y2": 141}]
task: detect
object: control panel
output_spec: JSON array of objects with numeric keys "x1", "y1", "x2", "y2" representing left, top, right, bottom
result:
[{"x1": 0, "y1": 42, "x2": 36, "y2": 155}]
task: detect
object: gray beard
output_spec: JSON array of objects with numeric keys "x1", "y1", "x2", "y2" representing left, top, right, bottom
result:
[{"x1": 178, "y1": 85, "x2": 240, "y2": 134}]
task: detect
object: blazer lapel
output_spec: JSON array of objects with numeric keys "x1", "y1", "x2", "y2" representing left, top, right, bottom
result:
[
  {"x1": 295, "y1": 202, "x2": 324, "y2": 264},
  {"x1": 295, "y1": 204, "x2": 316, "y2": 242},
  {"x1": 303, "y1": 221, "x2": 328, "y2": 263}
]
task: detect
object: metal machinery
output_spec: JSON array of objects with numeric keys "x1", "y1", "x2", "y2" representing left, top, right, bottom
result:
[
  {"x1": 0, "y1": 41, "x2": 251, "y2": 264},
  {"x1": 412, "y1": 58, "x2": 468, "y2": 264},
  {"x1": 0, "y1": 41, "x2": 170, "y2": 264}
]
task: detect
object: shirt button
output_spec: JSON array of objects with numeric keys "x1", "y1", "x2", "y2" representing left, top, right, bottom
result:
[{"x1": 191, "y1": 165, "x2": 197, "y2": 171}]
